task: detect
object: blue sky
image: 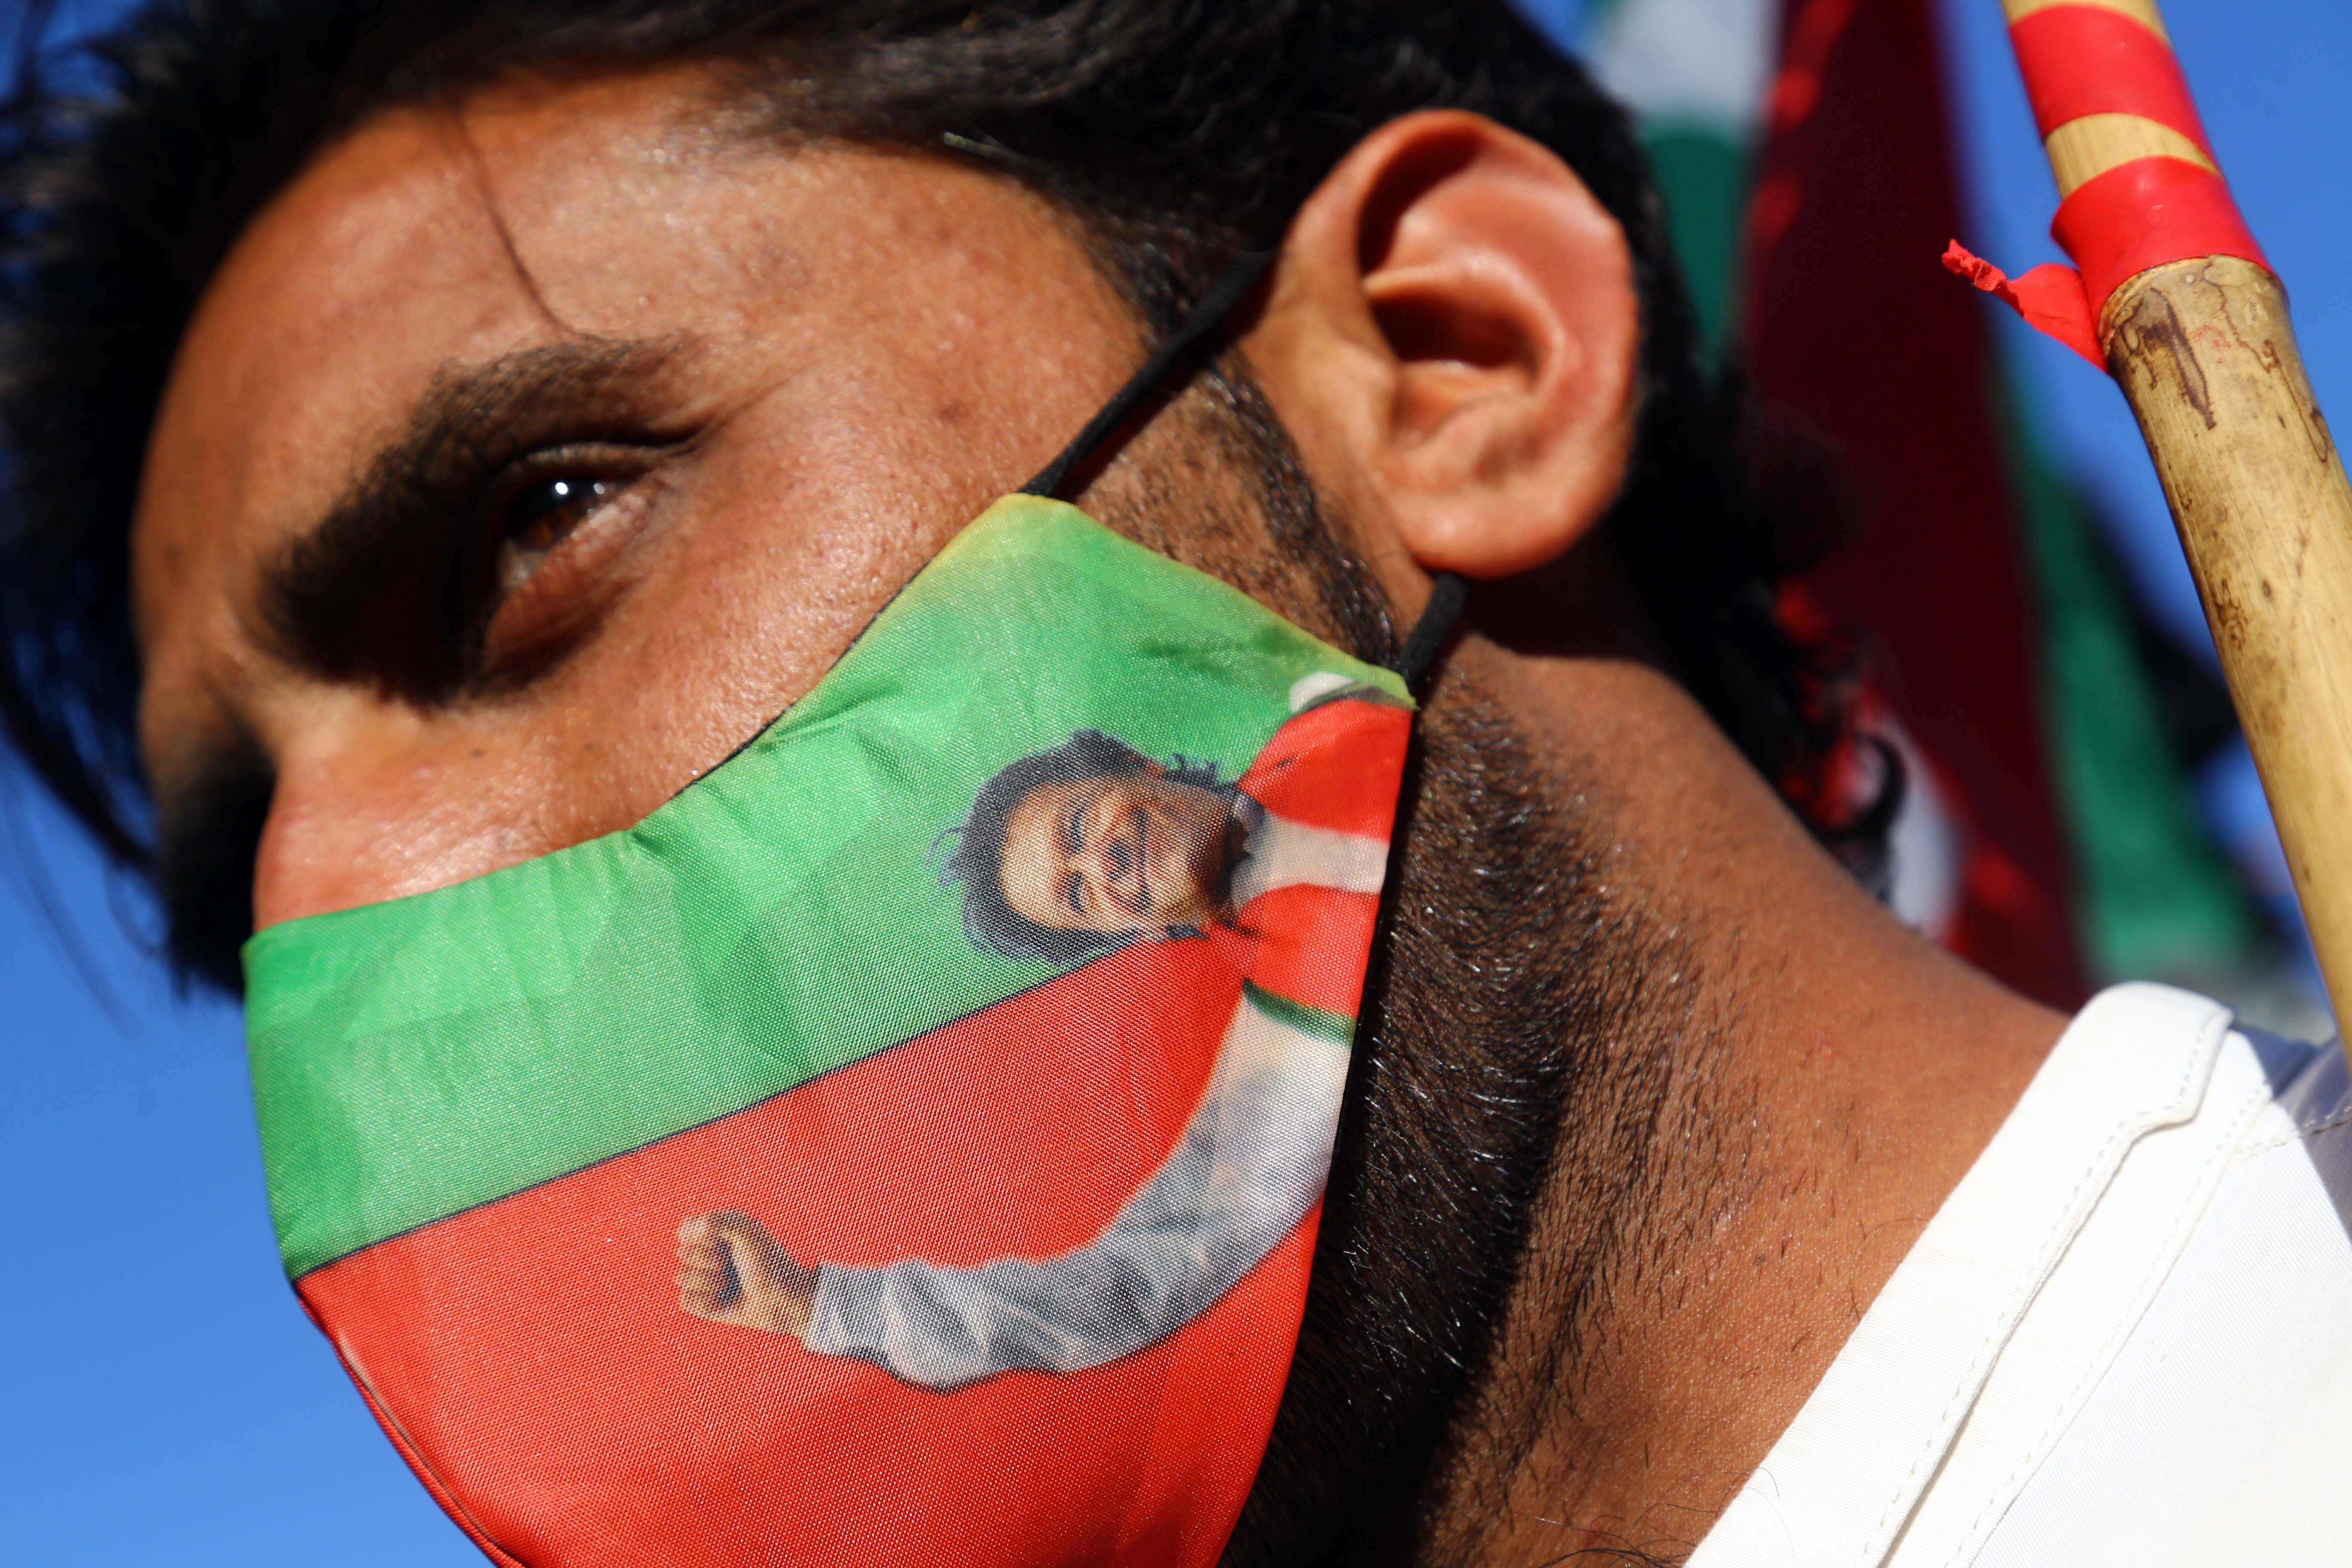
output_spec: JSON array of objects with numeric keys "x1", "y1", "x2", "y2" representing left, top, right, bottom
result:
[{"x1": 2, "y1": 0, "x2": 2348, "y2": 1561}]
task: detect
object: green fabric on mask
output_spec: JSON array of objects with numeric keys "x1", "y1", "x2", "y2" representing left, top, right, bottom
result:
[
  {"x1": 1238, "y1": 980, "x2": 1357, "y2": 1046},
  {"x1": 242, "y1": 496, "x2": 1406, "y2": 1278}
]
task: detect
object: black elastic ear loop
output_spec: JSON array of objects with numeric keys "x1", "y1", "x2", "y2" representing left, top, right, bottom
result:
[
  {"x1": 1019, "y1": 243, "x2": 1466, "y2": 692},
  {"x1": 1392, "y1": 572, "x2": 1467, "y2": 693},
  {"x1": 1021, "y1": 247, "x2": 1279, "y2": 500}
]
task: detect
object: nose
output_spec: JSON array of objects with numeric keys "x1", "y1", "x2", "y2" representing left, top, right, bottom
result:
[
  {"x1": 251, "y1": 716, "x2": 568, "y2": 929},
  {"x1": 1067, "y1": 805, "x2": 1147, "y2": 917},
  {"x1": 1063, "y1": 840, "x2": 1126, "y2": 900}
]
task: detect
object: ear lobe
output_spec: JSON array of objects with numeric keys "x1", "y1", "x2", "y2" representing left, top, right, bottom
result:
[{"x1": 1250, "y1": 111, "x2": 1640, "y2": 589}]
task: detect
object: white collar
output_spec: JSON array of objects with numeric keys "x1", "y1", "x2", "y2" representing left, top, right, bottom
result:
[
  {"x1": 1225, "y1": 795, "x2": 1388, "y2": 911},
  {"x1": 1688, "y1": 983, "x2": 2237, "y2": 1567}
]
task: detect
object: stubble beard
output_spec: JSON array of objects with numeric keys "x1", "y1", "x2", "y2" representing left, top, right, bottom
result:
[
  {"x1": 1239, "y1": 683, "x2": 1727, "y2": 1568},
  {"x1": 1094, "y1": 366, "x2": 1734, "y2": 1566}
]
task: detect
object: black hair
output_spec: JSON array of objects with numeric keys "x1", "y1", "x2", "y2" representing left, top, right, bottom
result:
[
  {"x1": 0, "y1": 0, "x2": 1880, "y2": 990},
  {"x1": 940, "y1": 727, "x2": 1230, "y2": 965}
]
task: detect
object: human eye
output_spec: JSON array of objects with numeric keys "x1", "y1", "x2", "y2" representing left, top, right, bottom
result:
[
  {"x1": 485, "y1": 446, "x2": 663, "y2": 596},
  {"x1": 470, "y1": 443, "x2": 671, "y2": 679},
  {"x1": 1065, "y1": 874, "x2": 1085, "y2": 917},
  {"x1": 496, "y1": 476, "x2": 620, "y2": 589},
  {"x1": 1061, "y1": 802, "x2": 1087, "y2": 855}
]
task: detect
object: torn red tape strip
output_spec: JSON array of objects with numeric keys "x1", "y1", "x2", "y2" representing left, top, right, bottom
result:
[
  {"x1": 2008, "y1": 6, "x2": 2211, "y2": 152},
  {"x1": 1943, "y1": 242, "x2": 2103, "y2": 368}
]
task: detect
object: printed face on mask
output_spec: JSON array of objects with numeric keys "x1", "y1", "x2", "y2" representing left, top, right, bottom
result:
[
  {"x1": 239, "y1": 492, "x2": 1418, "y2": 1567},
  {"x1": 995, "y1": 762, "x2": 1239, "y2": 938}
]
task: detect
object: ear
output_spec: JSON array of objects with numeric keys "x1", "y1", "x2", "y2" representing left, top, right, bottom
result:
[{"x1": 1243, "y1": 110, "x2": 1639, "y2": 597}]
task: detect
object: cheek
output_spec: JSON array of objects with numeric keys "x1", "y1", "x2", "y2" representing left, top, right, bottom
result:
[
  {"x1": 573, "y1": 403, "x2": 999, "y2": 792},
  {"x1": 249, "y1": 716, "x2": 652, "y2": 929},
  {"x1": 250, "y1": 753, "x2": 529, "y2": 928}
]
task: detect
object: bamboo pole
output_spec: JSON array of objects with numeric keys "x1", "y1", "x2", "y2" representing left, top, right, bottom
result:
[
  {"x1": 2102, "y1": 260, "x2": 2352, "y2": 1030},
  {"x1": 2001, "y1": 0, "x2": 2352, "y2": 1037}
]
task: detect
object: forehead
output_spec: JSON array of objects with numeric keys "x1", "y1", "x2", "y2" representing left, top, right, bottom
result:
[
  {"x1": 1006, "y1": 776, "x2": 1091, "y2": 836},
  {"x1": 138, "y1": 73, "x2": 681, "y2": 644},
  {"x1": 131, "y1": 65, "x2": 1124, "y2": 709}
]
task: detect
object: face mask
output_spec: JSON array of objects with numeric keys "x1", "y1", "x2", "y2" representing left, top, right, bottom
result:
[{"x1": 241, "y1": 249, "x2": 1462, "y2": 1567}]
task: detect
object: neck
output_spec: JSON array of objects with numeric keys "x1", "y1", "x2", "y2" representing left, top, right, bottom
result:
[{"x1": 1420, "y1": 637, "x2": 2065, "y2": 1565}]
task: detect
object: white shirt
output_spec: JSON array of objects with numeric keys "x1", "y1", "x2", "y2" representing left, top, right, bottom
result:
[{"x1": 1690, "y1": 983, "x2": 2352, "y2": 1567}]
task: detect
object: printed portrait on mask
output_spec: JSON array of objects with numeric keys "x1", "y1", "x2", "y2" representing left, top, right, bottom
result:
[
  {"x1": 245, "y1": 501, "x2": 1412, "y2": 1566},
  {"x1": 952, "y1": 730, "x2": 1247, "y2": 960},
  {"x1": 674, "y1": 679, "x2": 1397, "y2": 1391}
]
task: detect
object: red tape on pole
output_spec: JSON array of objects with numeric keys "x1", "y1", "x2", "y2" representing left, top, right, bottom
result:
[
  {"x1": 2054, "y1": 154, "x2": 2268, "y2": 316},
  {"x1": 2007, "y1": 6, "x2": 2211, "y2": 152},
  {"x1": 1947, "y1": 3, "x2": 2272, "y2": 362}
]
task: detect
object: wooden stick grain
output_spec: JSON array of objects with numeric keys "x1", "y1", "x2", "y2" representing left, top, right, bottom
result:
[
  {"x1": 2043, "y1": 115, "x2": 2212, "y2": 198},
  {"x1": 2000, "y1": 0, "x2": 2350, "y2": 1039},
  {"x1": 2100, "y1": 257, "x2": 2352, "y2": 1029}
]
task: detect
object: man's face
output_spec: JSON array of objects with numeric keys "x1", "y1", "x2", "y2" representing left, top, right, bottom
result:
[
  {"x1": 129, "y1": 62, "x2": 1653, "y2": 1555},
  {"x1": 997, "y1": 767, "x2": 1234, "y2": 937},
  {"x1": 132, "y1": 68, "x2": 1171, "y2": 936}
]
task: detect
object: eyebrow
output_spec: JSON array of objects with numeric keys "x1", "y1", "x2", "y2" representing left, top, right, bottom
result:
[
  {"x1": 152, "y1": 338, "x2": 707, "y2": 986},
  {"x1": 255, "y1": 336, "x2": 698, "y2": 703}
]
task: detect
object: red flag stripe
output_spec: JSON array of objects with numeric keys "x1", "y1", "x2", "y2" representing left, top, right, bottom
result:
[{"x1": 300, "y1": 939, "x2": 1304, "y2": 1568}]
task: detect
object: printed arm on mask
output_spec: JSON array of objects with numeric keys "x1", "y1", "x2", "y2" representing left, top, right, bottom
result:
[{"x1": 804, "y1": 992, "x2": 1351, "y2": 1391}]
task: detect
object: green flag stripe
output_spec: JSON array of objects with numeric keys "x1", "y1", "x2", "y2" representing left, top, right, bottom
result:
[
  {"x1": 243, "y1": 498, "x2": 1406, "y2": 1277},
  {"x1": 294, "y1": 971, "x2": 1367, "y2": 1282},
  {"x1": 1241, "y1": 980, "x2": 1357, "y2": 1047},
  {"x1": 276, "y1": 964, "x2": 1101, "y2": 1280}
]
